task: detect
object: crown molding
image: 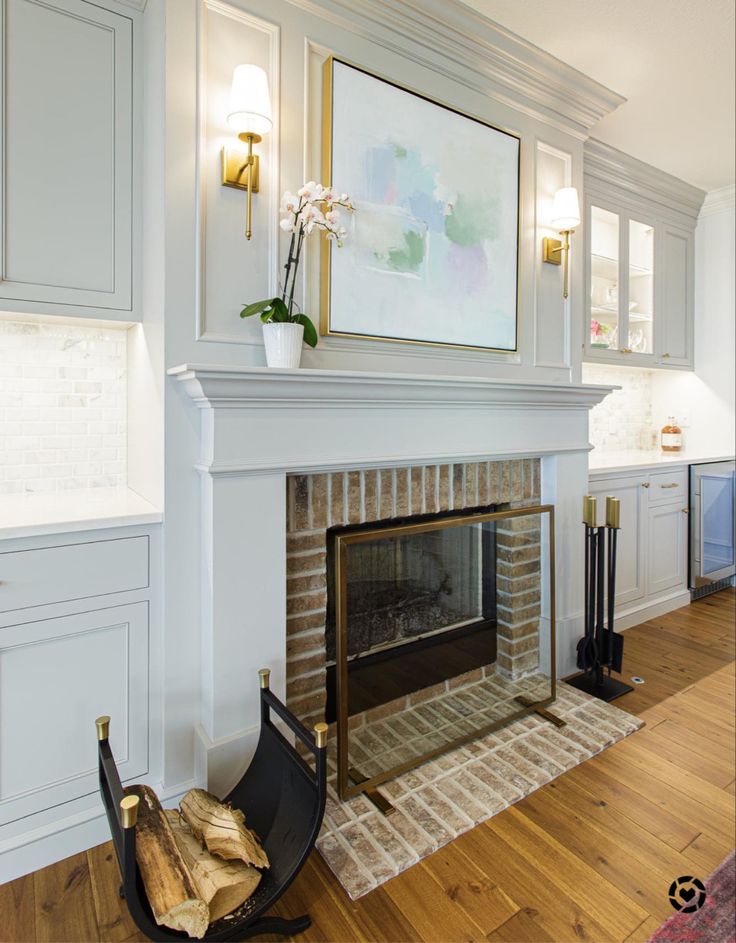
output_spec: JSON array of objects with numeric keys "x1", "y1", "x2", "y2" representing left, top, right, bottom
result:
[
  {"x1": 286, "y1": 0, "x2": 625, "y2": 139},
  {"x1": 108, "y1": 0, "x2": 147, "y2": 10},
  {"x1": 584, "y1": 138, "x2": 706, "y2": 222},
  {"x1": 699, "y1": 185, "x2": 736, "y2": 219}
]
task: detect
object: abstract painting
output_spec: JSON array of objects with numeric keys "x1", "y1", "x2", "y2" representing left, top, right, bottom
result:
[{"x1": 321, "y1": 57, "x2": 520, "y2": 351}]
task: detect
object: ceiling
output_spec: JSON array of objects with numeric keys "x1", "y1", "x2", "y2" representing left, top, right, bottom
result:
[{"x1": 460, "y1": 0, "x2": 735, "y2": 192}]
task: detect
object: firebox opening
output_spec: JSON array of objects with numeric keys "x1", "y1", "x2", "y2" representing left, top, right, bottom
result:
[{"x1": 325, "y1": 507, "x2": 498, "y2": 722}]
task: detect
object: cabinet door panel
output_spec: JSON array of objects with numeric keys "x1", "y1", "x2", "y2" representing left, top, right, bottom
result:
[
  {"x1": 0, "y1": 0, "x2": 132, "y2": 311},
  {"x1": 659, "y1": 227, "x2": 693, "y2": 367},
  {"x1": 589, "y1": 476, "x2": 646, "y2": 606},
  {"x1": 647, "y1": 504, "x2": 687, "y2": 596},
  {"x1": 0, "y1": 602, "x2": 148, "y2": 824}
]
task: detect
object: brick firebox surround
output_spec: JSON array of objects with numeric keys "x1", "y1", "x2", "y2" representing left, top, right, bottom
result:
[{"x1": 286, "y1": 459, "x2": 542, "y2": 731}]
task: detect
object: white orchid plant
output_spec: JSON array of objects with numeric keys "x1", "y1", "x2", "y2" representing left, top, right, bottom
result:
[{"x1": 240, "y1": 181, "x2": 355, "y2": 347}]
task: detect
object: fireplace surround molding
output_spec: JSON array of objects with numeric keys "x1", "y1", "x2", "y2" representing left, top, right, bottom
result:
[{"x1": 170, "y1": 363, "x2": 612, "y2": 795}]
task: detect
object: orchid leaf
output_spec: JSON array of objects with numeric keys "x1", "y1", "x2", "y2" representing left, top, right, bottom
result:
[
  {"x1": 270, "y1": 298, "x2": 290, "y2": 322},
  {"x1": 293, "y1": 313, "x2": 318, "y2": 348},
  {"x1": 240, "y1": 298, "x2": 275, "y2": 318}
]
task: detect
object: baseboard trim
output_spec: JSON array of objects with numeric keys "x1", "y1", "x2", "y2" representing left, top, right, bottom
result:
[
  {"x1": 0, "y1": 777, "x2": 197, "y2": 884},
  {"x1": 613, "y1": 589, "x2": 691, "y2": 631}
]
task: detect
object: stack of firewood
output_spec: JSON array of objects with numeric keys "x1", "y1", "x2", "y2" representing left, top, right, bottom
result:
[{"x1": 126, "y1": 785, "x2": 270, "y2": 939}]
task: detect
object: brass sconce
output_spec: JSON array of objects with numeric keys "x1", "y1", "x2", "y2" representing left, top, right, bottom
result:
[
  {"x1": 221, "y1": 64, "x2": 272, "y2": 240},
  {"x1": 542, "y1": 187, "x2": 580, "y2": 299}
]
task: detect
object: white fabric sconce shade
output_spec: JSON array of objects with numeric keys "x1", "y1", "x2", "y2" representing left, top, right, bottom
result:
[
  {"x1": 227, "y1": 64, "x2": 273, "y2": 137},
  {"x1": 550, "y1": 187, "x2": 580, "y2": 230}
]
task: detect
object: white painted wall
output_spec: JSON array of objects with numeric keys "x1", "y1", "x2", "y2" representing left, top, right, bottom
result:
[{"x1": 651, "y1": 187, "x2": 736, "y2": 454}]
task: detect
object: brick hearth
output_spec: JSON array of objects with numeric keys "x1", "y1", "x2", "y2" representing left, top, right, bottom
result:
[{"x1": 286, "y1": 459, "x2": 542, "y2": 730}]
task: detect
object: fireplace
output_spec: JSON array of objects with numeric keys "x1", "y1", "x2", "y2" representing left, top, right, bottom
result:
[{"x1": 325, "y1": 508, "x2": 498, "y2": 720}]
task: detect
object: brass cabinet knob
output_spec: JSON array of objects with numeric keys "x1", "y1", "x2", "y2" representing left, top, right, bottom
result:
[
  {"x1": 661, "y1": 352, "x2": 670, "y2": 358},
  {"x1": 619, "y1": 347, "x2": 633, "y2": 354},
  {"x1": 682, "y1": 507, "x2": 689, "y2": 514},
  {"x1": 641, "y1": 482, "x2": 650, "y2": 488}
]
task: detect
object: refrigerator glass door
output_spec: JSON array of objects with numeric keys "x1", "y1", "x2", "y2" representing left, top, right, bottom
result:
[{"x1": 701, "y1": 472, "x2": 735, "y2": 579}]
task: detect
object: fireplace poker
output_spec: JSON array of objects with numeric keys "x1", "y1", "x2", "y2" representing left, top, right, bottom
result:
[
  {"x1": 605, "y1": 496, "x2": 624, "y2": 674},
  {"x1": 577, "y1": 496, "x2": 598, "y2": 673}
]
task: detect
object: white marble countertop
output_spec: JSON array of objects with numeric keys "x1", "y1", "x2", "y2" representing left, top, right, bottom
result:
[
  {"x1": 589, "y1": 449, "x2": 735, "y2": 476},
  {"x1": 0, "y1": 487, "x2": 163, "y2": 540}
]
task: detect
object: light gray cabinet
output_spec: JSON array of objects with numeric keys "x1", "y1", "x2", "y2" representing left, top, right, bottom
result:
[
  {"x1": 0, "y1": 525, "x2": 156, "y2": 881},
  {"x1": 583, "y1": 140, "x2": 704, "y2": 371},
  {"x1": 588, "y1": 465, "x2": 690, "y2": 629},
  {"x1": 0, "y1": 0, "x2": 137, "y2": 318}
]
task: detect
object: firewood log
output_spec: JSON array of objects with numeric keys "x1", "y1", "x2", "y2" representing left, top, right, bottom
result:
[
  {"x1": 164, "y1": 811, "x2": 262, "y2": 922},
  {"x1": 179, "y1": 789, "x2": 270, "y2": 870},
  {"x1": 126, "y1": 785, "x2": 209, "y2": 939}
]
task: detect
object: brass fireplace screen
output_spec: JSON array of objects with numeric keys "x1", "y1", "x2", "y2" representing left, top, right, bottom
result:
[{"x1": 330, "y1": 504, "x2": 556, "y2": 802}]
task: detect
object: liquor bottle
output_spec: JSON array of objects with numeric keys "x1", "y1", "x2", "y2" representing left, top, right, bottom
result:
[{"x1": 661, "y1": 416, "x2": 683, "y2": 452}]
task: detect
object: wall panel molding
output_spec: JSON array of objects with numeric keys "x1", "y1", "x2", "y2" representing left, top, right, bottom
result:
[{"x1": 195, "y1": 0, "x2": 281, "y2": 344}]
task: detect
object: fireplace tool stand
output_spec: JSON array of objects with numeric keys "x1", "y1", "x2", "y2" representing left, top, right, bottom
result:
[{"x1": 568, "y1": 495, "x2": 633, "y2": 703}]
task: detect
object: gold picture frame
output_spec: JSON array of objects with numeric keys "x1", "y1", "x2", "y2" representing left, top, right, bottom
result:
[{"x1": 320, "y1": 55, "x2": 521, "y2": 353}]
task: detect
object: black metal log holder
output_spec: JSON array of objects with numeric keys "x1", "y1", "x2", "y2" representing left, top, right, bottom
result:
[
  {"x1": 97, "y1": 668, "x2": 328, "y2": 942},
  {"x1": 568, "y1": 495, "x2": 634, "y2": 703}
]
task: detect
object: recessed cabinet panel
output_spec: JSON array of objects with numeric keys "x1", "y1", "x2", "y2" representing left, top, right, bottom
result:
[
  {"x1": 0, "y1": 602, "x2": 148, "y2": 824},
  {"x1": 660, "y1": 228, "x2": 692, "y2": 367},
  {"x1": 588, "y1": 475, "x2": 646, "y2": 606},
  {"x1": 648, "y1": 503, "x2": 687, "y2": 595},
  {"x1": 0, "y1": 0, "x2": 133, "y2": 312}
]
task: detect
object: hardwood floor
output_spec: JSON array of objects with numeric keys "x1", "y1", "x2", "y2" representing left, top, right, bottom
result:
[{"x1": 2, "y1": 590, "x2": 733, "y2": 943}]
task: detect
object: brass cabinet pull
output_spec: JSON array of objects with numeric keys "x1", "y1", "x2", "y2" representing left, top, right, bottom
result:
[
  {"x1": 641, "y1": 482, "x2": 650, "y2": 488},
  {"x1": 619, "y1": 347, "x2": 633, "y2": 354},
  {"x1": 682, "y1": 508, "x2": 689, "y2": 514},
  {"x1": 661, "y1": 352, "x2": 671, "y2": 358},
  {"x1": 660, "y1": 482, "x2": 679, "y2": 489}
]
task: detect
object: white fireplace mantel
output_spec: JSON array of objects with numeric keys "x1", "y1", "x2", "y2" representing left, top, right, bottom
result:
[
  {"x1": 168, "y1": 362, "x2": 613, "y2": 795},
  {"x1": 169, "y1": 363, "x2": 613, "y2": 476}
]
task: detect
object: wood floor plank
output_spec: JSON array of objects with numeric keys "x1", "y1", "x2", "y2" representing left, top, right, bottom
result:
[
  {"x1": 86, "y1": 844, "x2": 138, "y2": 943},
  {"x1": 515, "y1": 781, "x2": 682, "y2": 921},
  {"x1": 454, "y1": 824, "x2": 615, "y2": 943},
  {"x1": 487, "y1": 806, "x2": 649, "y2": 939},
  {"x1": 630, "y1": 725, "x2": 734, "y2": 788},
  {"x1": 597, "y1": 738, "x2": 736, "y2": 818},
  {"x1": 382, "y1": 855, "x2": 487, "y2": 942},
  {"x1": 624, "y1": 915, "x2": 664, "y2": 942},
  {"x1": 33, "y1": 851, "x2": 99, "y2": 943},
  {"x1": 418, "y1": 839, "x2": 519, "y2": 936},
  {"x1": 0, "y1": 873, "x2": 35, "y2": 943},
  {"x1": 565, "y1": 758, "x2": 700, "y2": 852},
  {"x1": 486, "y1": 907, "x2": 555, "y2": 942}
]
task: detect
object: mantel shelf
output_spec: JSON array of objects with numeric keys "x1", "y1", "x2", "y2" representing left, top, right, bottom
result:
[{"x1": 168, "y1": 363, "x2": 613, "y2": 412}]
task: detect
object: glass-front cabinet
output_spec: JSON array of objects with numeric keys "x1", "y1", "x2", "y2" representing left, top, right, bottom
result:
[{"x1": 587, "y1": 203, "x2": 656, "y2": 363}]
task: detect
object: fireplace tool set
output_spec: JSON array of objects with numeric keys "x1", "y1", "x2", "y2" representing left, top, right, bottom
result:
[{"x1": 568, "y1": 495, "x2": 633, "y2": 702}]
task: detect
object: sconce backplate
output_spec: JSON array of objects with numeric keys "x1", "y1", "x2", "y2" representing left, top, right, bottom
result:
[
  {"x1": 221, "y1": 147, "x2": 260, "y2": 192},
  {"x1": 542, "y1": 237, "x2": 562, "y2": 265}
]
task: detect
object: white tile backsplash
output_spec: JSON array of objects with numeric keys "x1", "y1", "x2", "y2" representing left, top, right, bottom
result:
[
  {"x1": 583, "y1": 364, "x2": 658, "y2": 453},
  {"x1": 0, "y1": 320, "x2": 127, "y2": 494}
]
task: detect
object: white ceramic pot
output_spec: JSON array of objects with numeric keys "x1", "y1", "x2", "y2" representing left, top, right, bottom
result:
[{"x1": 262, "y1": 322, "x2": 304, "y2": 368}]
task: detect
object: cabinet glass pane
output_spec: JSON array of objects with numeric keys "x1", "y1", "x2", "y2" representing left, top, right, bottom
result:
[
  {"x1": 590, "y1": 206, "x2": 619, "y2": 350},
  {"x1": 629, "y1": 219, "x2": 654, "y2": 354}
]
